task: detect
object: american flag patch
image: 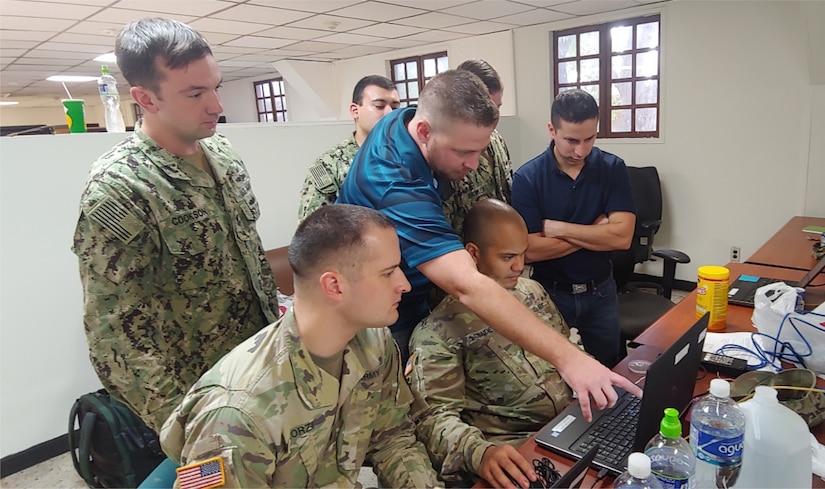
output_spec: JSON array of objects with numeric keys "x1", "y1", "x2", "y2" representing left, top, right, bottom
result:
[{"x1": 176, "y1": 457, "x2": 225, "y2": 489}]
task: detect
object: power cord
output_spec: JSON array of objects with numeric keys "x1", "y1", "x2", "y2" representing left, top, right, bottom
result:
[
  {"x1": 589, "y1": 468, "x2": 609, "y2": 488},
  {"x1": 532, "y1": 457, "x2": 561, "y2": 488}
]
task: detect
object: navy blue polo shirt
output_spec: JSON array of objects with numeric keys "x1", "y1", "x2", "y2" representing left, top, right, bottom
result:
[
  {"x1": 338, "y1": 107, "x2": 464, "y2": 332},
  {"x1": 511, "y1": 142, "x2": 635, "y2": 285}
]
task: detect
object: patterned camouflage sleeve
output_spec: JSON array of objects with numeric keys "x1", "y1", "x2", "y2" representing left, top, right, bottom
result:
[
  {"x1": 297, "y1": 168, "x2": 337, "y2": 222},
  {"x1": 407, "y1": 326, "x2": 495, "y2": 481},
  {"x1": 73, "y1": 183, "x2": 187, "y2": 432},
  {"x1": 366, "y1": 333, "x2": 441, "y2": 488},
  {"x1": 162, "y1": 404, "x2": 275, "y2": 488}
]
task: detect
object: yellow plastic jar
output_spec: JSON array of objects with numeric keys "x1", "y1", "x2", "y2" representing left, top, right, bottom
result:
[{"x1": 696, "y1": 265, "x2": 730, "y2": 332}]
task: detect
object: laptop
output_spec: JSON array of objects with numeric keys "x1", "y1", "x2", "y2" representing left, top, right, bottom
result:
[
  {"x1": 534, "y1": 314, "x2": 709, "y2": 475},
  {"x1": 728, "y1": 255, "x2": 825, "y2": 307}
]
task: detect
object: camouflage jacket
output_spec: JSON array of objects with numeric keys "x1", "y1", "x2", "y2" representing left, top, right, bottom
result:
[
  {"x1": 408, "y1": 278, "x2": 574, "y2": 483},
  {"x1": 442, "y1": 129, "x2": 512, "y2": 236},
  {"x1": 161, "y1": 310, "x2": 440, "y2": 488},
  {"x1": 72, "y1": 124, "x2": 279, "y2": 432},
  {"x1": 297, "y1": 135, "x2": 359, "y2": 221}
]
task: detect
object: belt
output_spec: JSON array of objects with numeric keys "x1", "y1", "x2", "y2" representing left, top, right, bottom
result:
[{"x1": 549, "y1": 272, "x2": 612, "y2": 295}]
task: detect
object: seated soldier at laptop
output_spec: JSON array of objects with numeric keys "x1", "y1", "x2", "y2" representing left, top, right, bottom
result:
[{"x1": 407, "y1": 199, "x2": 578, "y2": 488}]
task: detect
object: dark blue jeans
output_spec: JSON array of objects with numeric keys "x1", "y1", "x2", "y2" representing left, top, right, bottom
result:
[{"x1": 544, "y1": 276, "x2": 623, "y2": 368}]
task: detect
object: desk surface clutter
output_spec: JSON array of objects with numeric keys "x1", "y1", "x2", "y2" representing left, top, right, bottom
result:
[{"x1": 472, "y1": 215, "x2": 825, "y2": 488}]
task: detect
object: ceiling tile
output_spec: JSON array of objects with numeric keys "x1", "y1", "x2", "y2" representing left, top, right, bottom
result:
[
  {"x1": 494, "y1": 8, "x2": 573, "y2": 26},
  {"x1": 398, "y1": 11, "x2": 475, "y2": 29},
  {"x1": 375, "y1": 0, "x2": 475, "y2": 10},
  {"x1": 48, "y1": 32, "x2": 118, "y2": 46},
  {"x1": 225, "y1": 52, "x2": 287, "y2": 63},
  {"x1": 0, "y1": 17, "x2": 76, "y2": 32},
  {"x1": 550, "y1": 0, "x2": 638, "y2": 16},
  {"x1": 0, "y1": 30, "x2": 56, "y2": 42},
  {"x1": 516, "y1": 0, "x2": 578, "y2": 6},
  {"x1": 285, "y1": 14, "x2": 376, "y2": 32},
  {"x1": 315, "y1": 32, "x2": 386, "y2": 44},
  {"x1": 445, "y1": 20, "x2": 515, "y2": 35},
  {"x1": 211, "y1": 4, "x2": 313, "y2": 25},
  {"x1": 349, "y1": 22, "x2": 425, "y2": 38},
  {"x1": 401, "y1": 29, "x2": 468, "y2": 43},
  {"x1": 200, "y1": 32, "x2": 242, "y2": 45},
  {"x1": 223, "y1": 36, "x2": 296, "y2": 49},
  {"x1": 188, "y1": 17, "x2": 273, "y2": 35},
  {"x1": 109, "y1": 0, "x2": 230, "y2": 17},
  {"x1": 26, "y1": 0, "x2": 117, "y2": 5},
  {"x1": 245, "y1": 1, "x2": 356, "y2": 14},
  {"x1": 0, "y1": 40, "x2": 41, "y2": 49},
  {"x1": 38, "y1": 41, "x2": 113, "y2": 53},
  {"x1": 327, "y1": 2, "x2": 427, "y2": 22},
  {"x1": 86, "y1": 8, "x2": 195, "y2": 25},
  {"x1": 363, "y1": 37, "x2": 430, "y2": 49},
  {"x1": 0, "y1": 1, "x2": 105, "y2": 20},
  {"x1": 253, "y1": 26, "x2": 332, "y2": 41},
  {"x1": 7, "y1": 57, "x2": 80, "y2": 66},
  {"x1": 25, "y1": 48, "x2": 99, "y2": 59},
  {"x1": 330, "y1": 44, "x2": 393, "y2": 57},
  {"x1": 283, "y1": 40, "x2": 351, "y2": 53},
  {"x1": 441, "y1": 0, "x2": 535, "y2": 20}
]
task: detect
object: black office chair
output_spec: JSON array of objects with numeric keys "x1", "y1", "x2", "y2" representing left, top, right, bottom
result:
[{"x1": 613, "y1": 166, "x2": 691, "y2": 344}]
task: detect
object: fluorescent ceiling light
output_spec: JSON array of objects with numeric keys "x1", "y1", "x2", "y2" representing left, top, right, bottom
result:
[
  {"x1": 47, "y1": 75, "x2": 98, "y2": 82},
  {"x1": 0, "y1": 101, "x2": 20, "y2": 106},
  {"x1": 94, "y1": 52, "x2": 117, "y2": 63}
]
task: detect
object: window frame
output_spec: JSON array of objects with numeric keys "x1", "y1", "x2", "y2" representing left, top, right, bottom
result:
[
  {"x1": 390, "y1": 51, "x2": 448, "y2": 107},
  {"x1": 253, "y1": 78, "x2": 288, "y2": 123},
  {"x1": 553, "y1": 14, "x2": 661, "y2": 138}
]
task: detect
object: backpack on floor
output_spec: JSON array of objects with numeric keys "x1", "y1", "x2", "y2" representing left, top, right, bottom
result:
[{"x1": 68, "y1": 389, "x2": 166, "y2": 488}]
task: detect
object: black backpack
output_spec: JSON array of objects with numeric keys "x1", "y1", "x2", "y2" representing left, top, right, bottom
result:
[{"x1": 69, "y1": 389, "x2": 167, "y2": 488}]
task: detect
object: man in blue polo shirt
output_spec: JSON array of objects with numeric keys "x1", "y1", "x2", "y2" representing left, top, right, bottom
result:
[
  {"x1": 338, "y1": 71, "x2": 640, "y2": 426},
  {"x1": 511, "y1": 89, "x2": 636, "y2": 368}
]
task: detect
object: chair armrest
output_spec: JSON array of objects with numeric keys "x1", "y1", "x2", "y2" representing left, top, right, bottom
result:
[{"x1": 652, "y1": 248, "x2": 690, "y2": 264}]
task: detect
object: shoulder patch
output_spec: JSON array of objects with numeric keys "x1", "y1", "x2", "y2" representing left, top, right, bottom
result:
[
  {"x1": 88, "y1": 196, "x2": 145, "y2": 244},
  {"x1": 308, "y1": 164, "x2": 336, "y2": 193},
  {"x1": 176, "y1": 456, "x2": 225, "y2": 489}
]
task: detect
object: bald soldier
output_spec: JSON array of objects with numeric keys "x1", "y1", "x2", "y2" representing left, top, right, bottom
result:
[
  {"x1": 161, "y1": 204, "x2": 440, "y2": 488},
  {"x1": 408, "y1": 199, "x2": 576, "y2": 489}
]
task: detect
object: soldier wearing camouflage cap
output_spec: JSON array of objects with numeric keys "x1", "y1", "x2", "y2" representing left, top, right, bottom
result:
[
  {"x1": 408, "y1": 199, "x2": 576, "y2": 488},
  {"x1": 161, "y1": 204, "x2": 441, "y2": 488},
  {"x1": 297, "y1": 75, "x2": 400, "y2": 221},
  {"x1": 72, "y1": 17, "x2": 279, "y2": 432}
]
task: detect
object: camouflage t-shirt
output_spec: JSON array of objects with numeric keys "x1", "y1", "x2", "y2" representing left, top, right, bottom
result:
[
  {"x1": 297, "y1": 135, "x2": 359, "y2": 221},
  {"x1": 161, "y1": 310, "x2": 440, "y2": 488},
  {"x1": 72, "y1": 124, "x2": 279, "y2": 432},
  {"x1": 408, "y1": 277, "x2": 574, "y2": 483}
]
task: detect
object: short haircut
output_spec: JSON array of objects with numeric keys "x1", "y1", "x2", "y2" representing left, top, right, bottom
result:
[
  {"x1": 456, "y1": 59, "x2": 502, "y2": 94},
  {"x1": 289, "y1": 204, "x2": 395, "y2": 282},
  {"x1": 463, "y1": 198, "x2": 526, "y2": 248},
  {"x1": 352, "y1": 75, "x2": 396, "y2": 105},
  {"x1": 416, "y1": 70, "x2": 499, "y2": 132},
  {"x1": 115, "y1": 17, "x2": 212, "y2": 94},
  {"x1": 550, "y1": 89, "x2": 599, "y2": 128}
]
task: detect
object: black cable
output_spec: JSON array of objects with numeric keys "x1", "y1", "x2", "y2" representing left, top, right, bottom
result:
[
  {"x1": 532, "y1": 457, "x2": 561, "y2": 488},
  {"x1": 589, "y1": 468, "x2": 609, "y2": 489}
]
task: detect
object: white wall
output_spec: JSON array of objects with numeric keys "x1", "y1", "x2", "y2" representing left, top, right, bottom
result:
[
  {"x1": 0, "y1": 122, "x2": 351, "y2": 458},
  {"x1": 0, "y1": 99, "x2": 140, "y2": 128}
]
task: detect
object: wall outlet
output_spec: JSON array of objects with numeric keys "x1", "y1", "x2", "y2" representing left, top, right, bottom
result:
[{"x1": 730, "y1": 246, "x2": 741, "y2": 262}]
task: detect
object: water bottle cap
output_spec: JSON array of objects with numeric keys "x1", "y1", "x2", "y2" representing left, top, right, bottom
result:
[
  {"x1": 101, "y1": 65, "x2": 110, "y2": 75},
  {"x1": 659, "y1": 407, "x2": 682, "y2": 438},
  {"x1": 709, "y1": 378, "x2": 730, "y2": 398},
  {"x1": 626, "y1": 452, "x2": 652, "y2": 479}
]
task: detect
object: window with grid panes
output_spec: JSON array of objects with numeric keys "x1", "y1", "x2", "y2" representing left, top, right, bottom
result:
[
  {"x1": 390, "y1": 52, "x2": 448, "y2": 107},
  {"x1": 253, "y1": 78, "x2": 287, "y2": 122},
  {"x1": 554, "y1": 15, "x2": 660, "y2": 138}
]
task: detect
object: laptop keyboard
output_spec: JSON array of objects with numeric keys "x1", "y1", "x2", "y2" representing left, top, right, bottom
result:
[{"x1": 572, "y1": 393, "x2": 641, "y2": 468}]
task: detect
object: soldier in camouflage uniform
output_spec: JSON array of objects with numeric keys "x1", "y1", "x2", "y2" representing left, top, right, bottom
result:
[
  {"x1": 297, "y1": 75, "x2": 400, "y2": 221},
  {"x1": 72, "y1": 18, "x2": 278, "y2": 433},
  {"x1": 409, "y1": 199, "x2": 575, "y2": 488},
  {"x1": 161, "y1": 204, "x2": 440, "y2": 488}
]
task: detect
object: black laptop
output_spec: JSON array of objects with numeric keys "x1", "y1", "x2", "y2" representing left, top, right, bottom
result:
[
  {"x1": 534, "y1": 314, "x2": 709, "y2": 475},
  {"x1": 728, "y1": 255, "x2": 825, "y2": 307}
]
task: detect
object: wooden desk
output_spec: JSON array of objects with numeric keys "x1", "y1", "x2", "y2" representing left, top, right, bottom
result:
[
  {"x1": 473, "y1": 262, "x2": 825, "y2": 488},
  {"x1": 746, "y1": 216, "x2": 825, "y2": 271}
]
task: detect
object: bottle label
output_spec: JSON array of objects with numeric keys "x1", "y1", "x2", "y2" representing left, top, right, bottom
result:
[
  {"x1": 99, "y1": 83, "x2": 110, "y2": 95},
  {"x1": 694, "y1": 430, "x2": 743, "y2": 464},
  {"x1": 653, "y1": 474, "x2": 689, "y2": 489}
]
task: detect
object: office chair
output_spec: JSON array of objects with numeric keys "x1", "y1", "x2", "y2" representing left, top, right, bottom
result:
[{"x1": 613, "y1": 166, "x2": 691, "y2": 343}]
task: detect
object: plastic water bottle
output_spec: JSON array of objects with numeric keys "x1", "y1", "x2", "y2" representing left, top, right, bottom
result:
[
  {"x1": 689, "y1": 379, "x2": 745, "y2": 489},
  {"x1": 644, "y1": 407, "x2": 696, "y2": 489},
  {"x1": 613, "y1": 453, "x2": 664, "y2": 489},
  {"x1": 98, "y1": 65, "x2": 126, "y2": 133},
  {"x1": 735, "y1": 386, "x2": 811, "y2": 488}
]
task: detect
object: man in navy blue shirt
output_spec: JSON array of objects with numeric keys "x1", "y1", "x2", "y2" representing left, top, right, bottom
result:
[
  {"x1": 512, "y1": 89, "x2": 636, "y2": 368},
  {"x1": 339, "y1": 71, "x2": 640, "y2": 425}
]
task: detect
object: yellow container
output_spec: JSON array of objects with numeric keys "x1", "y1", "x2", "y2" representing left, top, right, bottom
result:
[{"x1": 696, "y1": 265, "x2": 730, "y2": 331}]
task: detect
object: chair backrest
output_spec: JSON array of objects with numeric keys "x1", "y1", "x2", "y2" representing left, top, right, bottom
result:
[{"x1": 611, "y1": 166, "x2": 664, "y2": 288}]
